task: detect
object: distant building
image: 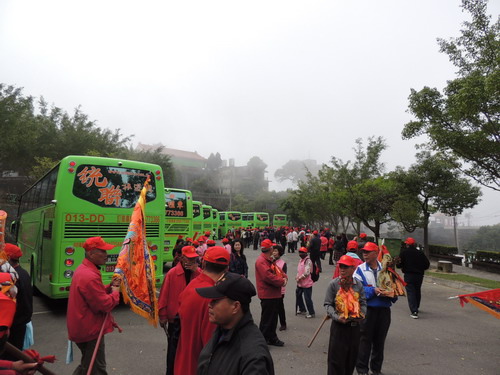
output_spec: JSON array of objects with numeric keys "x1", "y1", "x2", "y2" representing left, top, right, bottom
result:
[{"x1": 136, "y1": 143, "x2": 207, "y2": 188}]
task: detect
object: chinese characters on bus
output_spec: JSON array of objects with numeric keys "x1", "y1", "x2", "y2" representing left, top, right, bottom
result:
[{"x1": 77, "y1": 166, "x2": 152, "y2": 207}]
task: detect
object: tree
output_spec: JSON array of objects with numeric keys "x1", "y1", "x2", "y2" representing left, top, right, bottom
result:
[
  {"x1": 274, "y1": 159, "x2": 321, "y2": 185},
  {"x1": 465, "y1": 224, "x2": 500, "y2": 251},
  {"x1": 402, "y1": 0, "x2": 500, "y2": 190},
  {"x1": 206, "y1": 152, "x2": 223, "y2": 170},
  {"x1": 392, "y1": 151, "x2": 481, "y2": 257}
]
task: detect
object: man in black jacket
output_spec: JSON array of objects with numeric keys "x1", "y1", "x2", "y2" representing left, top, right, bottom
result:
[
  {"x1": 308, "y1": 230, "x2": 322, "y2": 273},
  {"x1": 398, "y1": 238, "x2": 430, "y2": 319},
  {"x1": 196, "y1": 272, "x2": 274, "y2": 375}
]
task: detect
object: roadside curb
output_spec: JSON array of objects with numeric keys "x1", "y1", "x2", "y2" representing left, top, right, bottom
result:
[{"x1": 424, "y1": 275, "x2": 488, "y2": 293}]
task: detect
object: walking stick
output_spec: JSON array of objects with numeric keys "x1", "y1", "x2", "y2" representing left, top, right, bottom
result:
[
  {"x1": 86, "y1": 312, "x2": 109, "y2": 375},
  {"x1": 307, "y1": 315, "x2": 330, "y2": 348},
  {"x1": 4, "y1": 342, "x2": 57, "y2": 375}
]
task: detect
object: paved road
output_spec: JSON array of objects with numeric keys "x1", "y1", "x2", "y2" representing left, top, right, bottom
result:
[{"x1": 29, "y1": 247, "x2": 499, "y2": 375}]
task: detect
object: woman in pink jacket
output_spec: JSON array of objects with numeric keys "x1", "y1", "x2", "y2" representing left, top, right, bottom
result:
[{"x1": 295, "y1": 247, "x2": 315, "y2": 318}]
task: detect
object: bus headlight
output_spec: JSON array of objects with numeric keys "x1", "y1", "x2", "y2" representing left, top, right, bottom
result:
[
  {"x1": 150, "y1": 244, "x2": 158, "y2": 251},
  {"x1": 64, "y1": 270, "x2": 74, "y2": 279},
  {"x1": 65, "y1": 258, "x2": 74, "y2": 267},
  {"x1": 65, "y1": 246, "x2": 75, "y2": 255}
]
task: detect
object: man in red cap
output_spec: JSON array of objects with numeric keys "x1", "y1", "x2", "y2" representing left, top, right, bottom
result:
[
  {"x1": 397, "y1": 237, "x2": 429, "y2": 319},
  {"x1": 2, "y1": 244, "x2": 32, "y2": 355},
  {"x1": 255, "y1": 239, "x2": 287, "y2": 346},
  {"x1": 354, "y1": 242, "x2": 397, "y2": 375},
  {"x1": 67, "y1": 236, "x2": 121, "y2": 375},
  {"x1": 158, "y1": 246, "x2": 201, "y2": 375},
  {"x1": 324, "y1": 255, "x2": 367, "y2": 375},
  {"x1": 174, "y1": 246, "x2": 229, "y2": 375}
]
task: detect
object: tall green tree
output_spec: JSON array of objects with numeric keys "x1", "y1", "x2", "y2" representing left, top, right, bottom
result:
[
  {"x1": 393, "y1": 152, "x2": 481, "y2": 257},
  {"x1": 402, "y1": 0, "x2": 499, "y2": 190}
]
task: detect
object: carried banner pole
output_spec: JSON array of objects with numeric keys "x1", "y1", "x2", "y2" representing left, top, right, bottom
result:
[
  {"x1": 86, "y1": 312, "x2": 109, "y2": 375},
  {"x1": 307, "y1": 315, "x2": 330, "y2": 348},
  {"x1": 4, "y1": 342, "x2": 56, "y2": 375}
]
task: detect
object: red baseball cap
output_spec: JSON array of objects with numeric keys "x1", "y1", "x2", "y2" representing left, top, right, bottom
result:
[
  {"x1": 261, "y1": 239, "x2": 274, "y2": 249},
  {"x1": 299, "y1": 247, "x2": 308, "y2": 253},
  {"x1": 182, "y1": 245, "x2": 198, "y2": 258},
  {"x1": 4, "y1": 243, "x2": 22, "y2": 259},
  {"x1": 204, "y1": 231, "x2": 211, "y2": 236},
  {"x1": 312, "y1": 230, "x2": 318, "y2": 235},
  {"x1": 198, "y1": 236, "x2": 207, "y2": 242},
  {"x1": 203, "y1": 246, "x2": 230, "y2": 265},
  {"x1": 405, "y1": 237, "x2": 416, "y2": 245},
  {"x1": 347, "y1": 240, "x2": 358, "y2": 250},
  {"x1": 338, "y1": 255, "x2": 357, "y2": 267},
  {"x1": 207, "y1": 240, "x2": 216, "y2": 246},
  {"x1": 359, "y1": 233, "x2": 367, "y2": 239},
  {"x1": 222, "y1": 238, "x2": 229, "y2": 244},
  {"x1": 362, "y1": 242, "x2": 379, "y2": 252},
  {"x1": 83, "y1": 237, "x2": 114, "y2": 252}
]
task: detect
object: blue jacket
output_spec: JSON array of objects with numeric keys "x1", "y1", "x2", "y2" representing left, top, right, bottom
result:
[{"x1": 354, "y1": 262, "x2": 397, "y2": 308}]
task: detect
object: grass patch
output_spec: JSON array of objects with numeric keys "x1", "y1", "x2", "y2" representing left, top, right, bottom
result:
[{"x1": 426, "y1": 270, "x2": 500, "y2": 290}]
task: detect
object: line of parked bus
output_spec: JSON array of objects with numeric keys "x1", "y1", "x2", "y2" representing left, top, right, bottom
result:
[{"x1": 12, "y1": 156, "x2": 287, "y2": 298}]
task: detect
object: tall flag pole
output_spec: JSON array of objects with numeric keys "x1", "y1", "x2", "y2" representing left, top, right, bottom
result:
[{"x1": 113, "y1": 176, "x2": 158, "y2": 326}]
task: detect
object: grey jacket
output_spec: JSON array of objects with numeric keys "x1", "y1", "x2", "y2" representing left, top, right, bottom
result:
[{"x1": 324, "y1": 277, "x2": 367, "y2": 322}]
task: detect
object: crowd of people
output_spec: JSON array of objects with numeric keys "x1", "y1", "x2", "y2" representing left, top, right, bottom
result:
[{"x1": 0, "y1": 226, "x2": 430, "y2": 375}]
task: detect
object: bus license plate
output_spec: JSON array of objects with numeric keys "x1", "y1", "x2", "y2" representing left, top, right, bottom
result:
[{"x1": 105, "y1": 264, "x2": 116, "y2": 272}]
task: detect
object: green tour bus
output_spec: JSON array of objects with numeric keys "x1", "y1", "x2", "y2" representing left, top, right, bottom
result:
[
  {"x1": 192, "y1": 200, "x2": 203, "y2": 238},
  {"x1": 211, "y1": 208, "x2": 219, "y2": 240},
  {"x1": 15, "y1": 155, "x2": 166, "y2": 299},
  {"x1": 242, "y1": 212, "x2": 269, "y2": 229},
  {"x1": 241, "y1": 213, "x2": 253, "y2": 228},
  {"x1": 202, "y1": 204, "x2": 213, "y2": 237},
  {"x1": 273, "y1": 214, "x2": 288, "y2": 227},
  {"x1": 164, "y1": 188, "x2": 193, "y2": 263},
  {"x1": 254, "y1": 212, "x2": 270, "y2": 229},
  {"x1": 219, "y1": 211, "x2": 242, "y2": 236}
]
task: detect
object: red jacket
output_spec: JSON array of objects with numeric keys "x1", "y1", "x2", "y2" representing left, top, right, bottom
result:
[
  {"x1": 67, "y1": 258, "x2": 119, "y2": 343},
  {"x1": 255, "y1": 253, "x2": 284, "y2": 299},
  {"x1": 174, "y1": 273, "x2": 217, "y2": 375},
  {"x1": 158, "y1": 262, "x2": 201, "y2": 322},
  {"x1": 0, "y1": 360, "x2": 15, "y2": 375},
  {"x1": 320, "y1": 236, "x2": 328, "y2": 252}
]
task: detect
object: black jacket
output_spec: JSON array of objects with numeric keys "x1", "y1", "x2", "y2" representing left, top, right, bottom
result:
[
  {"x1": 197, "y1": 311, "x2": 274, "y2": 375},
  {"x1": 399, "y1": 246, "x2": 430, "y2": 275},
  {"x1": 12, "y1": 265, "x2": 33, "y2": 326}
]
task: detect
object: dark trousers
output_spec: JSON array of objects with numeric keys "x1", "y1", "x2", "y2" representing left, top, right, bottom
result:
[
  {"x1": 165, "y1": 318, "x2": 180, "y2": 375},
  {"x1": 278, "y1": 294, "x2": 286, "y2": 327},
  {"x1": 259, "y1": 298, "x2": 280, "y2": 342},
  {"x1": 328, "y1": 249, "x2": 334, "y2": 264},
  {"x1": 328, "y1": 321, "x2": 361, "y2": 375},
  {"x1": 356, "y1": 307, "x2": 391, "y2": 374},
  {"x1": 404, "y1": 273, "x2": 424, "y2": 314},
  {"x1": 73, "y1": 337, "x2": 107, "y2": 375},
  {"x1": 287, "y1": 242, "x2": 294, "y2": 253},
  {"x1": 296, "y1": 287, "x2": 315, "y2": 315},
  {"x1": 2, "y1": 323, "x2": 27, "y2": 360},
  {"x1": 310, "y1": 253, "x2": 322, "y2": 273}
]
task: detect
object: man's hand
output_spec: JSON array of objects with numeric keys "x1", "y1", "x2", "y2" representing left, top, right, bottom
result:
[
  {"x1": 11, "y1": 361, "x2": 38, "y2": 375},
  {"x1": 337, "y1": 317, "x2": 347, "y2": 324},
  {"x1": 111, "y1": 276, "x2": 122, "y2": 288}
]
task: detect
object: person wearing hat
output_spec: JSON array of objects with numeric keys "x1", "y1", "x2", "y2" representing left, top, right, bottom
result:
[
  {"x1": 174, "y1": 246, "x2": 229, "y2": 375},
  {"x1": 255, "y1": 239, "x2": 286, "y2": 346},
  {"x1": 397, "y1": 237, "x2": 429, "y2": 319},
  {"x1": 196, "y1": 272, "x2": 274, "y2": 375},
  {"x1": 295, "y1": 247, "x2": 315, "y2": 318},
  {"x1": 158, "y1": 246, "x2": 201, "y2": 375},
  {"x1": 353, "y1": 242, "x2": 397, "y2": 375},
  {"x1": 332, "y1": 241, "x2": 360, "y2": 279},
  {"x1": 0, "y1": 284, "x2": 38, "y2": 375},
  {"x1": 67, "y1": 236, "x2": 122, "y2": 375},
  {"x1": 221, "y1": 238, "x2": 231, "y2": 255},
  {"x1": 324, "y1": 255, "x2": 367, "y2": 375},
  {"x1": 2, "y1": 244, "x2": 32, "y2": 355}
]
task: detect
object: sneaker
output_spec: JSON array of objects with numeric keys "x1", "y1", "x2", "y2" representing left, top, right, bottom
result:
[
  {"x1": 296, "y1": 310, "x2": 307, "y2": 315},
  {"x1": 305, "y1": 314, "x2": 315, "y2": 319},
  {"x1": 410, "y1": 312, "x2": 419, "y2": 319}
]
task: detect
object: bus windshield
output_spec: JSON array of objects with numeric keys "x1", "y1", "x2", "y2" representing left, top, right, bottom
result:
[
  {"x1": 165, "y1": 190, "x2": 188, "y2": 217},
  {"x1": 73, "y1": 164, "x2": 156, "y2": 208},
  {"x1": 193, "y1": 204, "x2": 201, "y2": 218},
  {"x1": 228, "y1": 213, "x2": 241, "y2": 221}
]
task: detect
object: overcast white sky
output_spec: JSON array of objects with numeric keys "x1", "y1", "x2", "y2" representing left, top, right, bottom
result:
[{"x1": 1, "y1": 0, "x2": 499, "y2": 225}]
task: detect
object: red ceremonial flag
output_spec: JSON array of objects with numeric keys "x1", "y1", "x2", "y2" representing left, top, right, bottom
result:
[
  {"x1": 456, "y1": 289, "x2": 500, "y2": 319},
  {"x1": 113, "y1": 177, "x2": 158, "y2": 326}
]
